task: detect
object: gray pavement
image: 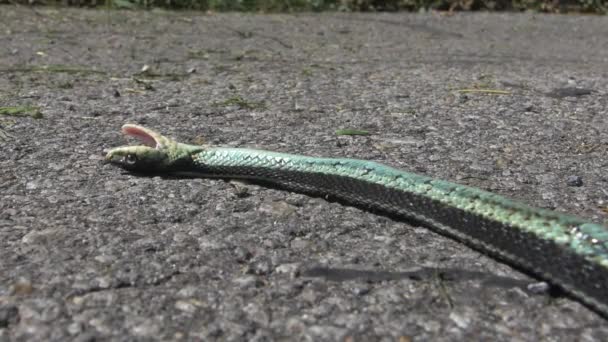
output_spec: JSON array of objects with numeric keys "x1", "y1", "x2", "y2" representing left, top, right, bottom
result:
[{"x1": 1, "y1": 7, "x2": 608, "y2": 341}]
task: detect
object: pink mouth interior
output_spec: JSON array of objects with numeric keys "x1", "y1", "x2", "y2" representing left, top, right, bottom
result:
[{"x1": 122, "y1": 125, "x2": 157, "y2": 148}]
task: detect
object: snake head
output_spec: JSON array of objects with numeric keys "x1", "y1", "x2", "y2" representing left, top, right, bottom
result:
[{"x1": 105, "y1": 124, "x2": 188, "y2": 173}]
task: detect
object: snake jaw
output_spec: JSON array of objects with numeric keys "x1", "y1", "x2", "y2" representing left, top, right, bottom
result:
[
  {"x1": 105, "y1": 124, "x2": 174, "y2": 172},
  {"x1": 121, "y1": 124, "x2": 165, "y2": 149}
]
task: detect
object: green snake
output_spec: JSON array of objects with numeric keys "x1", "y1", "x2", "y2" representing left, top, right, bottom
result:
[{"x1": 106, "y1": 124, "x2": 608, "y2": 317}]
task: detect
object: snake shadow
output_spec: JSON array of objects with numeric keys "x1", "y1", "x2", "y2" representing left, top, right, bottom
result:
[
  {"x1": 301, "y1": 266, "x2": 560, "y2": 297},
  {"x1": 109, "y1": 168, "x2": 566, "y2": 300}
]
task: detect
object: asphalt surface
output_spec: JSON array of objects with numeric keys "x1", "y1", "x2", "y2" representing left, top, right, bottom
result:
[{"x1": 1, "y1": 7, "x2": 608, "y2": 341}]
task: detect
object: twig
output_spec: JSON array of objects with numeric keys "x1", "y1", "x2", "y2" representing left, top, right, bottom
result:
[{"x1": 456, "y1": 88, "x2": 511, "y2": 95}]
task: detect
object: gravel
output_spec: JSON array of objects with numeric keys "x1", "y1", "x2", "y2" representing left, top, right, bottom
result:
[{"x1": 1, "y1": 7, "x2": 608, "y2": 341}]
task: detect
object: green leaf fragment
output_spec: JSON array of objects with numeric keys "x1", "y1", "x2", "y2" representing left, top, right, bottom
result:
[
  {"x1": 111, "y1": 0, "x2": 137, "y2": 8},
  {"x1": 0, "y1": 106, "x2": 43, "y2": 119},
  {"x1": 335, "y1": 129, "x2": 370, "y2": 136},
  {"x1": 456, "y1": 89, "x2": 510, "y2": 95}
]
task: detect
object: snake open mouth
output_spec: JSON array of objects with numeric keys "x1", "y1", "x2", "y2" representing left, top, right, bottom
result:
[{"x1": 122, "y1": 124, "x2": 159, "y2": 149}]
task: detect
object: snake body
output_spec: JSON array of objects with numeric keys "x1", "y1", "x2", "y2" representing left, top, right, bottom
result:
[{"x1": 106, "y1": 124, "x2": 608, "y2": 317}]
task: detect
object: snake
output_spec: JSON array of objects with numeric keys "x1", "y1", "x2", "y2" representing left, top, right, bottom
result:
[{"x1": 105, "y1": 124, "x2": 608, "y2": 317}]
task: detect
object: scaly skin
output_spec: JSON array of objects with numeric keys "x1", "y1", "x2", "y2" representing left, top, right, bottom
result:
[{"x1": 106, "y1": 124, "x2": 608, "y2": 317}]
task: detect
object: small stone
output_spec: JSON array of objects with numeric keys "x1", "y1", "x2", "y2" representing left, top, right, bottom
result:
[
  {"x1": 290, "y1": 238, "x2": 309, "y2": 250},
  {"x1": 286, "y1": 317, "x2": 305, "y2": 334},
  {"x1": 2, "y1": 209, "x2": 17, "y2": 217},
  {"x1": 275, "y1": 263, "x2": 300, "y2": 276},
  {"x1": 527, "y1": 281, "x2": 551, "y2": 294},
  {"x1": 67, "y1": 322, "x2": 83, "y2": 335},
  {"x1": 48, "y1": 162, "x2": 66, "y2": 171},
  {"x1": 259, "y1": 200, "x2": 297, "y2": 217},
  {"x1": 566, "y1": 175, "x2": 583, "y2": 187},
  {"x1": 21, "y1": 228, "x2": 64, "y2": 244},
  {"x1": 166, "y1": 99, "x2": 180, "y2": 107},
  {"x1": 132, "y1": 319, "x2": 160, "y2": 337},
  {"x1": 243, "y1": 302, "x2": 270, "y2": 326},
  {"x1": 249, "y1": 258, "x2": 271, "y2": 275},
  {"x1": 428, "y1": 154, "x2": 441, "y2": 162},
  {"x1": 175, "y1": 299, "x2": 199, "y2": 313},
  {"x1": 11, "y1": 279, "x2": 33, "y2": 295},
  {"x1": 233, "y1": 246, "x2": 252, "y2": 263},
  {"x1": 92, "y1": 277, "x2": 111, "y2": 289},
  {"x1": 300, "y1": 288, "x2": 318, "y2": 303},
  {"x1": 172, "y1": 232, "x2": 190, "y2": 243},
  {"x1": 449, "y1": 311, "x2": 471, "y2": 329},
  {"x1": 262, "y1": 239, "x2": 278, "y2": 248},
  {"x1": 94, "y1": 254, "x2": 115, "y2": 264},
  {"x1": 233, "y1": 276, "x2": 261, "y2": 289},
  {"x1": 351, "y1": 285, "x2": 371, "y2": 296},
  {"x1": 229, "y1": 181, "x2": 250, "y2": 198},
  {"x1": 71, "y1": 296, "x2": 85, "y2": 306},
  {"x1": 177, "y1": 286, "x2": 199, "y2": 297}
]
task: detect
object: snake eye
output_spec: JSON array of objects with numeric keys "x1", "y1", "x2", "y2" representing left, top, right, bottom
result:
[{"x1": 125, "y1": 154, "x2": 137, "y2": 165}]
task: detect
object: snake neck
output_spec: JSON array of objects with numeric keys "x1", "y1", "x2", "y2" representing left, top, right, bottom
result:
[{"x1": 163, "y1": 142, "x2": 206, "y2": 173}]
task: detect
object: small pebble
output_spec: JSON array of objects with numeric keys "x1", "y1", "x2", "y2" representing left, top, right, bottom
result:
[
  {"x1": 566, "y1": 175, "x2": 583, "y2": 187},
  {"x1": 290, "y1": 238, "x2": 309, "y2": 250},
  {"x1": 351, "y1": 285, "x2": 371, "y2": 296},
  {"x1": 11, "y1": 279, "x2": 34, "y2": 295},
  {"x1": 175, "y1": 299, "x2": 198, "y2": 313},
  {"x1": 233, "y1": 246, "x2": 252, "y2": 263},
  {"x1": 233, "y1": 276, "x2": 261, "y2": 289},
  {"x1": 249, "y1": 258, "x2": 271, "y2": 275},
  {"x1": 275, "y1": 263, "x2": 300, "y2": 275},
  {"x1": 67, "y1": 322, "x2": 83, "y2": 335},
  {"x1": 527, "y1": 281, "x2": 551, "y2": 294}
]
